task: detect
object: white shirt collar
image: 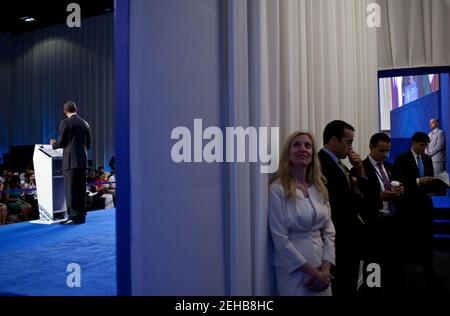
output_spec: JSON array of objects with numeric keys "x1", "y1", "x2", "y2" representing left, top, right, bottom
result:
[
  {"x1": 411, "y1": 148, "x2": 420, "y2": 158},
  {"x1": 322, "y1": 148, "x2": 340, "y2": 165},
  {"x1": 368, "y1": 155, "x2": 382, "y2": 168}
]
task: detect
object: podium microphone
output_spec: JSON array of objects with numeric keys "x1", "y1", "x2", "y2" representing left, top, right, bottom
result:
[{"x1": 44, "y1": 128, "x2": 58, "y2": 147}]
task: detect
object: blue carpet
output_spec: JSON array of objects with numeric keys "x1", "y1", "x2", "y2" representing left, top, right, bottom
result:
[{"x1": 0, "y1": 209, "x2": 117, "y2": 296}]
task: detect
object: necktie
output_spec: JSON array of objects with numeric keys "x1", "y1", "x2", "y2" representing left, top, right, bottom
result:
[
  {"x1": 417, "y1": 155, "x2": 424, "y2": 177},
  {"x1": 377, "y1": 161, "x2": 396, "y2": 215},
  {"x1": 376, "y1": 162, "x2": 391, "y2": 190},
  {"x1": 338, "y1": 160, "x2": 351, "y2": 186}
]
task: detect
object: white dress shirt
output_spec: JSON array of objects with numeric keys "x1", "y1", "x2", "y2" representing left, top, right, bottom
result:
[{"x1": 368, "y1": 155, "x2": 390, "y2": 213}]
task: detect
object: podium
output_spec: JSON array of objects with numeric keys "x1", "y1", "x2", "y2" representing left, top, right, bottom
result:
[{"x1": 31, "y1": 145, "x2": 67, "y2": 224}]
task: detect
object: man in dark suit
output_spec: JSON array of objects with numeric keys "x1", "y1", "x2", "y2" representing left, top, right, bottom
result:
[
  {"x1": 361, "y1": 133, "x2": 404, "y2": 295},
  {"x1": 51, "y1": 101, "x2": 91, "y2": 225},
  {"x1": 393, "y1": 132, "x2": 443, "y2": 284},
  {"x1": 318, "y1": 120, "x2": 367, "y2": 296}
]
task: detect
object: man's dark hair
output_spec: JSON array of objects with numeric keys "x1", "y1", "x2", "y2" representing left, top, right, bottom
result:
[
  {"x1": 412, "y1": 132, "x2": 430, "y2": 143},
  {"x1": 64, "y1": 101, "x2": 77, "y2": 113},
  {"x1": 323, "y1": 120, "x2": 355, "y2": 144},
  {"x1": 370, "y1": 133, "x2": 391, "y2": 147}
]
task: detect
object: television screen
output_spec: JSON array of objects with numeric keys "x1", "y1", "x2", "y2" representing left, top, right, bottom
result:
[{"x1": 379, "y1": 74, "x2": 440, "y2": 130}]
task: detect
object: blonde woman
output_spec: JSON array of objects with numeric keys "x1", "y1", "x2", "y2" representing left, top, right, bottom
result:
[{"x1": 269, "y1": 131, "x2": 336, "y2": 296}]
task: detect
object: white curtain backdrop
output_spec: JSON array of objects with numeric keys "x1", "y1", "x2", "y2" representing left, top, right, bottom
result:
[
  {"x1": 226, "y1": 0, "x2": 379, "y2": 295},
  {"x1": 377, "y1": 0, "x2": 450, "y2": 69}
]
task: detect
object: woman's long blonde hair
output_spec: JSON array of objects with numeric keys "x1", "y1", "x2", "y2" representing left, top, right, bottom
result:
[{"x1": 271, "y1": 131, "x2": 328, "y2": 203}]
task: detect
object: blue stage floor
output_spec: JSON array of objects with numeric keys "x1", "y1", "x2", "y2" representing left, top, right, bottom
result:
[
  {"x1": 0, "y1": 209, "x2": 117, "y2": 296},
  {"x1": 432, "y1": 196, "x2": 450, "y2": 209}
]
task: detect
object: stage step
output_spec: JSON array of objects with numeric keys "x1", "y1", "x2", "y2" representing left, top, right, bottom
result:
[
  {"x1": 434, "y1": 235, "x2": 450, "y2": 251},
  {"x1": 432, "y1": 202, "x2": 450, "y2": 250},
  {"x1": 433, "y1": 220, "x2": 450, "y2": 235},
  {"x1": 433, "y1": 208, "x2": 450, "y2": 220}
]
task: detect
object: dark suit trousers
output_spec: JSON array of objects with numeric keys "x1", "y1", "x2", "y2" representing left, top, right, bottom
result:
[
  {"x1": 64, "y1": 168, "x2": 86, "y2": 219},
  {"x1": 400, "y1": 209, "x2": 434, "y2": 271},
  {"x1": 363, "y1": 215, "x2": 405, "y2": 296},
  {"x1": 332, "y1": 239, "x2": 360, "y2": 296}
]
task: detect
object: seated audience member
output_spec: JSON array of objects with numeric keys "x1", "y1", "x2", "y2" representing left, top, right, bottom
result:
[
  {"x1": 2, "y1": 170, "x2": 12, "y2": 187},
  {"x1": 98, "y1": 172, "x2": 114, "y2": 208},
  {"x1": 86, "y1": 185, "x2": 106, "y2": 211},
  {"x1": 86, "y1": 185, "x2": 113, "y2": 210},
  {"x1": 269, "y1": 131, "x2": 335, "y2": 296},
  {"x1": 95, "y1": 172, "x2": 105, "y2": 191},
  {"x1": 3, "y1": 175, "x2": 32, "y2": 222},
  {"x1": 22, "y1": 172, "x2": 39, "y2": 220},
  {"x1": 108, "y1": 172, "x2": 116, "y2": 205},
  {"x1": 97, "y1": 165, "x2": 105, "y2": 176},
  {"x1": 0, "y1": 203, "x2": 6, "y2": 225},
  {"x1": 86, "y1": 169, "x2": 97, "y2": 185},
  {"x1": 0, "y1": 180, "x2": 7, "y2": 225}
]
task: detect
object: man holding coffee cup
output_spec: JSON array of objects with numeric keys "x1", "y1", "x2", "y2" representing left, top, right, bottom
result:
[{"x1": 360, "y1": 133, "x2": 404, "y2": 295}]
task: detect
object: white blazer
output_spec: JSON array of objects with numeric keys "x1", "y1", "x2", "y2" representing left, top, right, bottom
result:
[{"x1": 269, "y1": 181, "x2": 336, "y2": 295}]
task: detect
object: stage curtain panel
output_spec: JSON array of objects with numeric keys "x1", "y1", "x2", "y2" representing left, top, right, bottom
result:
[{"x1": 377, "y1": 0, "x2": 450, "y2": 69}]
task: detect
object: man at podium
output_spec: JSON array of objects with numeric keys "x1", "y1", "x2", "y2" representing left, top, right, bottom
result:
[{"x1": 50, "y1": 101, "x2": 91, "y2": 225}]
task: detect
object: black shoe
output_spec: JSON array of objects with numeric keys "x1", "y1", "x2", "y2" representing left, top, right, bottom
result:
[{"x1": 60, "y1": 218, "x2": 85, "y2": 225}]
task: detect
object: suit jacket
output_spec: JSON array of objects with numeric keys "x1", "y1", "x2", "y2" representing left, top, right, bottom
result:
[
  {"x1": 268, "y1": 182, "x2": 335, "y2": 295},
  {"x1": 52, "y1": 114, "x2": 91, "y2": 170},
  {"x1": 268, "y1": 182, "x2": 335, "y2": 271},
  {"x1": 361, "y1": 157, "x2": 398, "y2": 224},
  {"x1": 318, "y1": 149, "x2": 364, "y2": 243},
  {"x1": 393, "y1": 150, "x2": 434, "y2": 218},
  {"x1": 425, "y1": 128, "x2": 445, "y2": 162}
]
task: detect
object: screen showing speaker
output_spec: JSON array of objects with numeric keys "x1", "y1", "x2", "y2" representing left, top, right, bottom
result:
[{"x1": 379, "y1": 74, "x2": 440, "y2": 131}]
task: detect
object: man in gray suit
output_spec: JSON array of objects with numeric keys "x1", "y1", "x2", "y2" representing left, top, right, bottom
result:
[{"x1": 425, "y1": 118, "x2": 445, "y2": 175}]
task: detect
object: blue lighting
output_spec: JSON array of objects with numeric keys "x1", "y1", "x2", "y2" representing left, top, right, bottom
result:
[{"x1": 433, "y1": 234, "x2": 450, "y2": 239}]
